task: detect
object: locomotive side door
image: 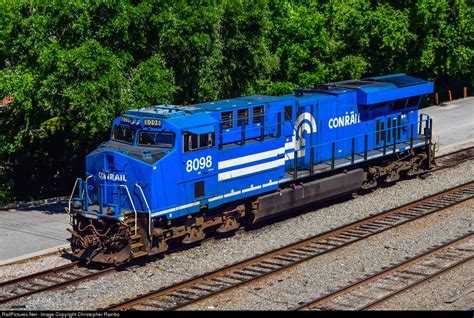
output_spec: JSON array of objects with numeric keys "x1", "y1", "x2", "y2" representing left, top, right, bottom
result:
[
  {"x1": 393, "y1": 112, "x2": 409, "y2": 143},
  {"x1": 294, "y1": 99, "x2": 317, "y2": 170},
  {"x1": 374, "y1": 115, "x2": 386, "y2": 150},
  {"x1": 181, "y1": 125, "x2": 218, "y2": 208},
  {"x1": 386, "y1": 113, "x2": 403, "y2": 147}
]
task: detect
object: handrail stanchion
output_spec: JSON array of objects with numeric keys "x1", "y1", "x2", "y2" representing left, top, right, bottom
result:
[
  {"x1": 383, "y1": 129, "x2": 387, "y2": 155},
  {"x1": 117, "y1": 188, "x2": 121, "y2": 218},
  {"x1": 293, "y1": 150, "x2": 298, "y2": 182},
  {"x1": 351, "y1": 137, "x2": 355, "y2": 164},
  {"x1": 428, "y1": 118, "x2": 433, "y2": 167},
  {"x1": 83, "y1": 175, "x2": 93, "y2": 211},
  {"x1": 118, "y1": 185, "x2": 138, "y2": 236},
  {"x1": 331, "y1": 142, "x2": 335, "y2": 170},
  {"x1": 67, "y1": 178, "x2": 82, "y2": 224},
  {"x1": 68, "y1": 178, "x2": 81, "y2": 214},
  {"x1": 135, "y1": 184, "x2": 152, "y2": 239},
  {"x1": 364, "y1": 135, "x2": 368, "y2": 161},
  {"x1": 393, "y1": 125, "x2": 396, "y2": 154},
  {"x1": 98, "y1": 185, "x2": 102, "y2": 215}
]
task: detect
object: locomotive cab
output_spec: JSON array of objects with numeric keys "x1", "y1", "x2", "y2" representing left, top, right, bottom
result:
[{"x1": 67, "y1": 104, "x2": 216, "y2": 264}]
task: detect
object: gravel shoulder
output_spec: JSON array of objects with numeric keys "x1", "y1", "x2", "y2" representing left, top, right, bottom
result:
[{"x1": 1, "y1": 159, "x2": 473, "y2": 310}]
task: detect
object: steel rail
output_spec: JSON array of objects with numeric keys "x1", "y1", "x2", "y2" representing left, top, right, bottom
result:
[
  {"x1": 359, "y1": 256, "x2": 473, "y2": 310},
  {"x1": 296, "y1": 232, "x2": 473, "y2": 311},
  {"x1": 0, "y1": 262, "x2": 78, "y2": 288},
  {"x1": 104, "y1": 181, "x2": 474, "y2": 311},
  {"x1": 0, "y1": 263, "x2": 116, "y2": 306},
  {"x1": 432, "y1": 146, "x2": 474, "y2": 172}
]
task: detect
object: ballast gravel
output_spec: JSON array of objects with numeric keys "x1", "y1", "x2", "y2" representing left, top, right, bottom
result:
[
  {"x1": 369, "y1": 259, "x2": 474, "y2": 310},
  {"x1": 0, "y1": 252, "x2": 71, "y2": 282},
  {"x1": 1, "y1": 159, "x2": 473, "y2": 310}
]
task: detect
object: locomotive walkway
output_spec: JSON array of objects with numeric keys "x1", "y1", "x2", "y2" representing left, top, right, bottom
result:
[{"x1": 0, "y1": 97, "x2": 472, "y2": 266}]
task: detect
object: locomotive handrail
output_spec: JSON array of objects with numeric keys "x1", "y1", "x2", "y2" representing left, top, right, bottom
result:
[
  {"x1": 135, "y1": 183, "x2": 152, "y2": 238},
  {"x1": 83, "y1": 175, "x2": 93, "y2": 209},
  {"x1": 219, "y1": 110, "x2": 431, "y2": 153},
  {"x1": 287, "y1": 116, "x2": 431, "y2": 177},
  {"x1": 67, "y1": 178, "x2": 83, "y2": 225},
  {"x1": 68, "y1": 178, "x2": 82, "y2": 213},
  {"x1": 118, "y1": 184, "x2": 138, "y2": 236},
  {"x1": 292, "y1": 117, "x2": 431, "y2": 153}
]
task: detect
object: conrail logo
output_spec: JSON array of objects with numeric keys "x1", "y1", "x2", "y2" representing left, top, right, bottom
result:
[
  {"x1": 328, "y1": 111, "x2": 361, "y2": 129},
  {"x1": 98, "y1": 172, "x2": 127, "y2": 182}
]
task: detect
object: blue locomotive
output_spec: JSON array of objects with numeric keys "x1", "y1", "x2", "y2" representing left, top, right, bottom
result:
[{"x1": 67, "y1": 73, "x2": 434, "y2": 264}]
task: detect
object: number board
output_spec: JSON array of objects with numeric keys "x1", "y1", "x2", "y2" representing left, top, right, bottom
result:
[{"x1": 144, "y1": 119, "x2": 162, "y2": 127}]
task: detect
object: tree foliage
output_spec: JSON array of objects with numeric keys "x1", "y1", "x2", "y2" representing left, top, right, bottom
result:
[{"x1": 0, "y1": 0, "x2": 472, "y2": 202}]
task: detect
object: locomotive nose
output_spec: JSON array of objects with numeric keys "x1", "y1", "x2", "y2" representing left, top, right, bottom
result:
[
  {"x1": 90, "y1": 151, "x2": 129, "y2": 182},
  {"x1": 81, "y1": 150, "x2": 135, "y2": 216}
]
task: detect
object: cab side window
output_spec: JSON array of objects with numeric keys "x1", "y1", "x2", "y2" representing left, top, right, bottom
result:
[
  {"x1": 183, "y1": 132, "x2": 215, "y2": 152},
  {"x1": 407, "y1": 96, "x2": 421, "y2": 108}
]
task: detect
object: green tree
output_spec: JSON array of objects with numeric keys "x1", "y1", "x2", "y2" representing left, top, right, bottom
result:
[
  {"x1": 149, "y1": 0, "x2": 224, "y2": 103},
  {"x1": 367, "y1": 3, "x2": 415, "y2": 74},
  {"x1": 268, "y1": 0, "x2": 330, "y2": 89},
  {"x1": 410, "y1": 0, "x2": 473, "y2": 88},
  {"x1": 220, "y1": 0, "x2": 278, "y2": 97}
]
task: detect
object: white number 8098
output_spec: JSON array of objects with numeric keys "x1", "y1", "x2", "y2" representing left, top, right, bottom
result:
[{"x1": 186, "y1": 156, "x2": 212, "y2": 172}]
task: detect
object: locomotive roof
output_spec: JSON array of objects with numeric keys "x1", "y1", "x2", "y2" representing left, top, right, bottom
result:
[
  {"x1": 123, "y1": 73, "x2": 432, "y2": 119},
  {"x1": 125, "y1": 104, "x2": 203, "y2": 118},
  {"x1": 194, "y1": 94, "x2": 297, "y2": 111}
]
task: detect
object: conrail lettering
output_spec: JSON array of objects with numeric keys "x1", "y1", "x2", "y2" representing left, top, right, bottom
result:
[
  {"x1": 98, "y1": 172, "x2": 127, "y2": 182},
  {"x1": 328, "y1": 111, "x2": 361, "y2": 129}
]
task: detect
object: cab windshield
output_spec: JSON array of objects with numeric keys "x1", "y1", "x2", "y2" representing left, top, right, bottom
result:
[
  {"x1": 138, "y1": 131, "x2": 175, "y2": 148},
  {"x1": 111, "y1": 125, "x2": 134, "y2": 144}
]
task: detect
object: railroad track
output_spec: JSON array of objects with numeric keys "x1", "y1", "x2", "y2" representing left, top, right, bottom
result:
[
  {"x1": 433, "y1": 146, "x2": 474, "y2": 172},
  {"x1": 296, "y1": 232, "x2": 474, "y2": 311},
  {"x1": 0, "y1": 262, "x2": 115, "y2": 306},
  {"x1": 104, "y1": 181, "x2": 474, "y2": 311}
]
